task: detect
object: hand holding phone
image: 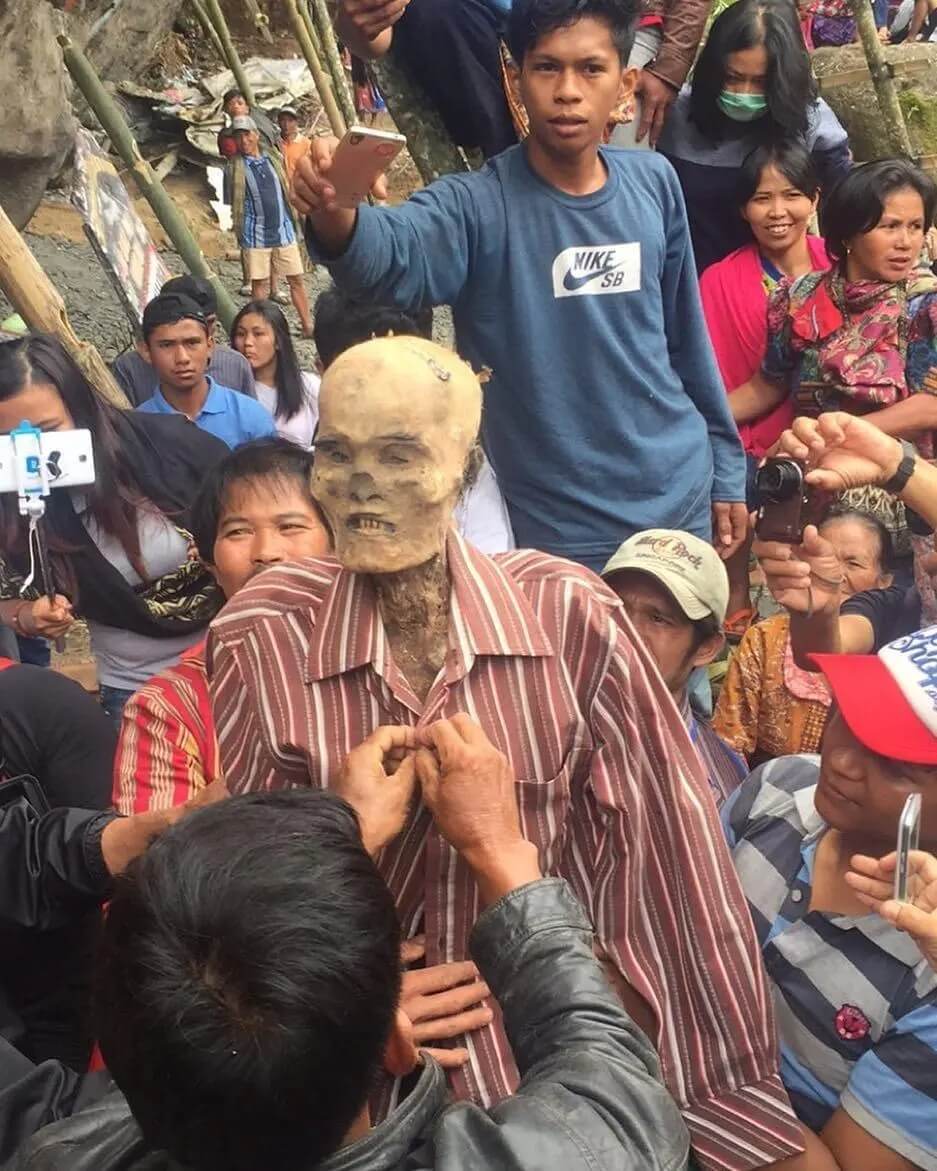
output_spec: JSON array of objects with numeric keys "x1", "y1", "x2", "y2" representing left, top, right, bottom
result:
[{"x1": 326, "y1": 125, "x2": 406, "y2": 209}]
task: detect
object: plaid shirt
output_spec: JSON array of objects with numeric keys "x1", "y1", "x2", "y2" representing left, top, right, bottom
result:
[
  {"x1": 112, "y1": 643, "x2": 217, "y2": 814},
  {"x1": 208, "y1": 532, "x2": 802, "y2": 1170}
]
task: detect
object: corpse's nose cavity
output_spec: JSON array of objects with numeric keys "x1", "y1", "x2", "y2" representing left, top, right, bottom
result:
[{"x1": 349, "y1": 471, "x2": 381, "y2": 503}]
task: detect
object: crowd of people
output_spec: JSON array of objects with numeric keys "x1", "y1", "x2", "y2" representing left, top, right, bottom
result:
[{"x1": 1, "y1": 0, "x2": 937, "y2": 1168}]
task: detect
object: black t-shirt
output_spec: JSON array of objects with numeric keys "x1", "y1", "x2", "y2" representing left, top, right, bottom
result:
[
  {"x1": 0, "y1": 665, "x2": 116, "y2": 810},
  {"x1": 840, "y1": 585, "x2": 921, "y2": 652}
]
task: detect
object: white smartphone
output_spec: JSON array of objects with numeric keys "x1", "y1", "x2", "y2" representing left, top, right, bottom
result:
[
  {"x1": 328, "y1": 125, "x2": 406, "y2": 209},
  {"x1": 0, "y1": 429, "x2": 96, "y2": 496},
  {"x1": 894, "y1": 792, "x2": 922, "y2": 903}
]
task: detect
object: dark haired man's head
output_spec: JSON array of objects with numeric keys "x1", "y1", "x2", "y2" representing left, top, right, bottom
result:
[
  {"x1": 691, "y1": 0, "x2": 817, "y2": 141},
  {"x1": 142, "y1": 293, "x2": 212, "y2": 395},
  {"x1": 95, "y1": 790, "x2": 403, "y2": 1171},
  {"x1": 313, "y1": 286, "x2": 434, "y2": 370},
  {"x1": 506, "y1": 0, "x2": 637, "y2": 164},
  {"x1": 190, "y1": 437, "x2": 330, "y2": 596},
  {"x1": 822, "y1": 158, "x2": 936, "y2": 281},
  {"x1": 507, "y1": 0, "x2": 637, "y2": 63}
]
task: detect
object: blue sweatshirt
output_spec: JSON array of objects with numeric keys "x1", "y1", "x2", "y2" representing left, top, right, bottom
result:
[{"x1": 309, "y1": 145, "x2": 745, "y2": 569}]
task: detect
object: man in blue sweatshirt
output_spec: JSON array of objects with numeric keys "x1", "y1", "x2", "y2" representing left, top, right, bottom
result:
[{"x1": 294, "y1": 0, "x2": 747, "y2": 574}]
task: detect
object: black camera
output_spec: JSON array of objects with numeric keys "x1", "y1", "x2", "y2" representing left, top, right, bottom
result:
[{"x1": 754, "y1": 458, "x2": 831, "y2": 544}]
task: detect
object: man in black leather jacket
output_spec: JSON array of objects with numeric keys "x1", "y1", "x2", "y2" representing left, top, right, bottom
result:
[{"x1": 1, "y1": 716, "x2": 689, "y2": 1171}]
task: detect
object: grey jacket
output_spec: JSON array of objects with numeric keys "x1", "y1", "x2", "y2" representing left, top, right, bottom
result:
[{"x1": 2, "y1": 879, "x2": 690, "y2": 1171}]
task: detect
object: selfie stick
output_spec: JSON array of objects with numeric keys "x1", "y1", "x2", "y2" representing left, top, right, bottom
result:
[{"x1": 10, "y1": 421, "x2": 66, "y2": 653}]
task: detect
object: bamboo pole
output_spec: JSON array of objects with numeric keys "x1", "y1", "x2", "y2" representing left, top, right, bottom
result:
[
  {"x1": 58, "y1": 36, "x2": 239, "y2": 332},
  {"x1": 243, "y1": 0, "x2": 274, "y2": 44},
  {"x1": 371, "y1": 54, "x2": 469, "y2": 182},
  {"x1": 283, "y1": 0, "x2": 346, "y2": 136},
  {"x1": 190, "y1": 0, "x2": 228, "y2": 64},
  {"x1": 300, "y1": 0, "x2": 323, "y2": 55},
  {"x1": 202, "y1": 0, "x2": 256, "y2": 106},
  {"x1": 308, "y1": 0, "x2": 357, "y2": 129},
  {"x1": 0, "y1": 202, "x2": 128, "y2": 407},
  {"x1": 848, "y1": 0, "x2": 914, "y2": 158}
]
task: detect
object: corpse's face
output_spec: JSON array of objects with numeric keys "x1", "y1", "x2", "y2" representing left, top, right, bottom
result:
[
  {"x1": 816, "y1": 708, "x2": 937, "y2": 849},
  {"x1": 313, "y1": 338, "x2": 481, "y2": 574}
]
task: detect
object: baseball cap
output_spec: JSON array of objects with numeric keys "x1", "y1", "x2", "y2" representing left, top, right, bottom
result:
[
  {"x1": 601, "y1": 529, "x2": 730, "y2": 624},
  {"x1": 161, "y1": 275, "x2": 217, "y2": 318},
  {"x1": 812, "y1": 626, "x2": 937, "y2": 765},
  {"x1": 142, "y1": 292, "x2": 207, "y2": 340},
  {"x1": 279, "y1": 106, "x2": 299, "y2": 118},
  {"x1": 231, "y1": 115, "x2": 258, "y2": 133}
]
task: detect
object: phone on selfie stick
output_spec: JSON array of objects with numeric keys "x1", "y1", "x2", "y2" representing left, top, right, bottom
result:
[
  {"x1": 894, "y1": 792, "x2": 922, "y2": 903},
  {"x1": 0, "y1": 422, "x2": 95, "y2": 653}
]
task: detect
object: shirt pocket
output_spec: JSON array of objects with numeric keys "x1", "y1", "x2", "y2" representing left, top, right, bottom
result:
[{"x1": 515, "y1": 760, "x2": 574, "y2": 875}]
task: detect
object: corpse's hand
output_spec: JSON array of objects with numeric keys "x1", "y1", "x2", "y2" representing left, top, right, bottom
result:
[
  {"x1": 396, "y1": 935, "x2": 493, "y2": 1069},
  {"x1": 846, "y1": 851, "x2": 937, "y2": 973},
  {"x1": 752, "y1": 525, "x2": 844, "y2": 617},
  {"x1": 337, "y1": 725, "x2": 418, "y2": 855},
  {"x1": 635, "y1": 71, "x2": 678, "y2": 147},
  {"x1": 712, "y1": 500, "x2": 749, "y2": 560},
  {"x1": 775, "y1": 413, "x2": 904, "y2": 493}
]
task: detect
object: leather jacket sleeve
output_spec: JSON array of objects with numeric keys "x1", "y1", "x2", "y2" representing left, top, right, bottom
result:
[
  {"x1": 0, "y1": 1037, "x2": 113, "y2": 1165},
  {"x1": 0, "y1": 801, "x2": 114, "y2": 932},
  {"x1": 437, "y1": 878, "x2": 690, "y2": 1171},
  {"x1": 644, "y1": 0, "x2": 713, "y2": 91}
]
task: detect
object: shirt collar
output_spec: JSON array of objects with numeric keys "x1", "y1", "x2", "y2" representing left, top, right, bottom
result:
[
  {"x1": 305, "y1": 530, "x2": 553, "y2": 684},
  {"x1": 151, "y1": 377, "x2": 224, "y2": 418}
]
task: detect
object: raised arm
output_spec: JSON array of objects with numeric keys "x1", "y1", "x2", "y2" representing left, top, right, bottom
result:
[
  {"x1": 335, "y1": 0, "x2": 407, "y2": 60},
  {"x1": 293, "y1": 139, "x2": 480, "y2": 310}
]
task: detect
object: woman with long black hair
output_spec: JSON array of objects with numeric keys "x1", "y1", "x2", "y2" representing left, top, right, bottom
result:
[
  {"x1": 231, "y1": 301, "x2": 320, "y2": 449},
  {"x1": 0, "y1": 335, "x2": 228, "y2": 721},
  {"x1": 658, "y1": 0, "x2": 851, "y2": 273}
]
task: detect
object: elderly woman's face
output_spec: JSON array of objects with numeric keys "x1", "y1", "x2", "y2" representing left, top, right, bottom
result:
[
  {"x1": 820, "y1": 516, "x2": 892, "y2": 600},
  {"x1": 846, "y1": 188, "x2": 926, "y2": 284}
]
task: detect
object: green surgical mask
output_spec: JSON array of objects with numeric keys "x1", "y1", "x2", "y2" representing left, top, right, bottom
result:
[{"x1": 718, "y1": 90, "x2": 768, "y2": 122}]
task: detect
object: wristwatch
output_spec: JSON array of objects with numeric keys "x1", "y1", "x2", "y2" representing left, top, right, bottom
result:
[{"x1": 883, "y1": 439, "x2": 918, "y2": 495}]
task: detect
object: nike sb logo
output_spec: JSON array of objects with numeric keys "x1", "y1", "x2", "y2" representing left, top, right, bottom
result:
[{"x1": 552, "y1": 243, "x2": 641, "y2": 300}]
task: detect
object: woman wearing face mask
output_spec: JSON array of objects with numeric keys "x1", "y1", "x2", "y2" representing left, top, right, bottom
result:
[
  {"x1": 0, "y1": 335, "x2": 228, "y2": 723},
  {"x1": 701, "y1": 140, "x2": 829, "y2": 631},
  {"x1": 231, "y1": 301, "x2": 320, "y2": 449},
  {"x1": 713, "y1": 509, "x2": 893, "y2": 765},
  {"x1": 658, "y1": 0, "x2": 851, "y2": 273}
]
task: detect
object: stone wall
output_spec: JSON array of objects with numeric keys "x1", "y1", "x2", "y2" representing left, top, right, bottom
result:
[{"x1": 0, "y1": 1, "x2": 75, "y2": 228}]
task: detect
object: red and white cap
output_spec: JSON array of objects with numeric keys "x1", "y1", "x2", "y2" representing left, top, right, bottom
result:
[{"x1": 812, "y1": 625, "x2": 937, "y2": 765}]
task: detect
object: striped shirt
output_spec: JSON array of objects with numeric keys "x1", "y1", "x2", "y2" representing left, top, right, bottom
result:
[
  {"x1": 208, "y1": 531, "x2": 802, "y2": 1171},
  {"x1": 241, "y1": 153, "x2": 295, "y2": 250},
  {"x1": 723, "y1": 756, "x2": 937, "y2": 1168},
  {"x1": 112, "y1": 644, "x2": 217, "y2": 815}
]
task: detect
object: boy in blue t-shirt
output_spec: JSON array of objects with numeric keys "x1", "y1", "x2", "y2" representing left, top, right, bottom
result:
[
  {"x1": 294, "y1": 0, "x2": 746, "y2": 573},
  {"x1": 137, "y1": 293, "x2": 276, "y2": 450}
]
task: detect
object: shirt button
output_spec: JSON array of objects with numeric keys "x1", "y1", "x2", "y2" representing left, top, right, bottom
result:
[{"x1": 791, "y1": 890, "x2": 803, "y2": 903}]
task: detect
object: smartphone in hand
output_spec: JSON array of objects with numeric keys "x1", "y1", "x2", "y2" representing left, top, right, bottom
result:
[
  {"x1": 328, "y1": 125, "x2": 406, "y2": 209},
  {"x1": 895, "y1": 792, "x2": 922, "y2": 903}
]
